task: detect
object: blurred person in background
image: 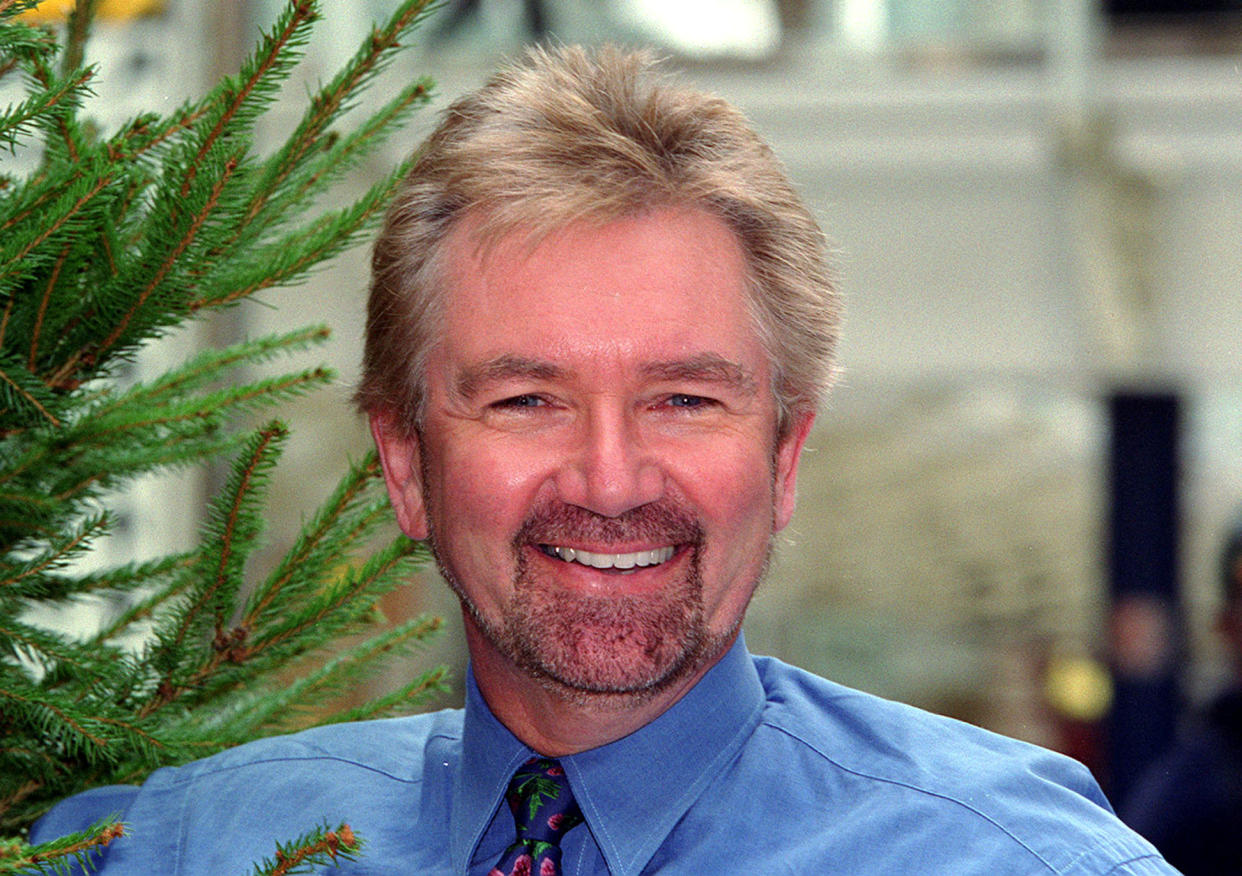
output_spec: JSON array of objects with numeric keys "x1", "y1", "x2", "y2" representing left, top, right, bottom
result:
[{"x1": 1121, "y1": 519, "x2": 1242, "y2": 873}]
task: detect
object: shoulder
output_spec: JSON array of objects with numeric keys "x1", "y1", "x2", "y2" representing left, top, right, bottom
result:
[
  {"x1": 752, "y1": 654, "x2": 1103, "y2": 796},
  {"x1": 166, "y1": 706, "x2": 465, "y2": 785},
  {"x1": 33, "y1": 708, "x2": 465, "y2": 850},
  {"x1": 739, "y1": 655, "x2": 1168, "y2": 874}
]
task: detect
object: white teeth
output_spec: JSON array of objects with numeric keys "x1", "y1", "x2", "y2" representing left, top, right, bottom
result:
[{"x1": 549, "y1": 545, "x2": 675, "y2": 570}]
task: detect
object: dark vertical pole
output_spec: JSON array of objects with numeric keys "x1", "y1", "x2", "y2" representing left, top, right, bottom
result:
[{"x1": 1106, "y1": 391, "x2": 1182, "y2": 803}]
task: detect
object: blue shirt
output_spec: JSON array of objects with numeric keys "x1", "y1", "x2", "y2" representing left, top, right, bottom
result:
[{"x1": 34, "y1": 637, "x2": 1176, "y2": 874}]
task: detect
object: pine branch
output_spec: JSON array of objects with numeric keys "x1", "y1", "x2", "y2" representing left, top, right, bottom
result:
[
  {"x1": 83, "y1": 364, "x2": 333, "y2": 443},
  {"x1": 261, "y1": 75, "x2": 430, "y2": 225},
  {"x1": 216, "y1": 615, "x2": 444, "y2": 741},
  {"x1": 74, "y1": 553, "x2": 195, "y2": 600},
  {"x1": 27, "y1": 243, "x2": 69, "y2": 370},
  {"x1": 204, "y1": 429, "x2": 283, "y2": 629},
  {"x1": 249, "y1": 823, "x2": 360, "y2": 876},
  {"x1": 242, "y1": 0, "x2": 433, "y2": 228},
  {"x1": 106, "y1": 326, "x2": 332, "y2": 408},
  {"x1": 0, "y1": 351, "x2": 60, "y2": 427},
  {"x1": 179, "y1": 1, "x2": 317, "y2": 201},
  {"x1": 0, "y1": 0, "x2": 445, "y2": 860},
  {"x1": 0, "y1": 615, "x2": 100, "y2": 680},
  {"x1": 316, "y1": 641, "x2": 448, "y2": 726},
  {"x1": 248, "y1": 537, "x2": 417, "y2": 658},
  {"x1": 86, "y1": 558, "x2": 195, "y2": 645},
  {"x1": 191, "y1": 157, "x2": 413, "y2": 310},
  {"x1": 93, "y1": 152, "x2": 241, "y2": 360},
  {"x1": 0, "y1": 513, "x2": 110, "y2": 598},
  {"x1": 0, "y1": 166, "x2": 110, "y2": 289},
  {"x1": 59, "y1": 0, "x2": 101, "y2": 79},
  {"x1": 185, "y1": 3, "x2": 435, "y2": 310},
  {"x1": 103, "y1": 104, "x2": 208, "y2": 167},
  {"x1": 243, "y1": 453, "x2": 383, "y2": 628},
  {"x1": 154, "y1": 423, "x2": 287, "y2": 672},
  {"x1": 0, "y1": 779, "x2": 42, "y2": 829},
  {"x1": 0, "y1": 684, "x2": 112, "y2": 763},
  {"x1": 27, "y1": 57, "x2": 93, "y2": 165},
  {"x1": 0, "y1": 63, "x2": 88, "y2": 154},
  {"x1": 177, "y1": 534, "x2": 424, "y2": 717},
  {"x1": 0, "y1": 818, "x2": 124, "y2": 876}
]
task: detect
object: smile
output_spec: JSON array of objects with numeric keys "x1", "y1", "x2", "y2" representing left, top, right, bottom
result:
[{"x1": 539, "y1": 545, "x2": 677, "y2": 570}]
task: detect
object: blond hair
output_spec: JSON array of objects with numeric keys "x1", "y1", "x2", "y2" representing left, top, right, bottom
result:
[{"x1": 357, "y1": 44, "x2": 841, "y2": 438}]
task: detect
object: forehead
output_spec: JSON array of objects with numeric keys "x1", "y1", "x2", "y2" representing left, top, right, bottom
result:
[{"x1": 434, "y1": 206, "x2": 761, "y2": 370}]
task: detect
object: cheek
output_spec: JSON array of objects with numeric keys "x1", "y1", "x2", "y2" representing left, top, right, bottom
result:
[
  {"x1": 681, "y1": 443, "x2": 777, "y2": 579},
  {"x1": 678, "y1": 440, "x2": 775, "y2": 522},
  {"x1": 430, "y1": 437, "x2": 549, "y2": 535}
]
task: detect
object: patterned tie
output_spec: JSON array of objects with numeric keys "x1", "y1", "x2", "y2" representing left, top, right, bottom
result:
[{"x1": 489, "y1": 757, "x2": 584, "y2": 876}]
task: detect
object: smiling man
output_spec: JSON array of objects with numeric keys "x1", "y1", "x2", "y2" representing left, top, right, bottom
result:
[
  {"x1": 368, "y1": 204, "x2": 809, "y2": 758},
  {"x1": 34, "y1": 45, "x2": 1178, "y2": 874}
]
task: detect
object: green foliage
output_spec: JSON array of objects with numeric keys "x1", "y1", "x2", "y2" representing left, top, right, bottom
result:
[
  {"x1": 0, "y1": 1, "x2": 446, "y2": 872},
  {"x1": 247, "y1": 823, "x2": 362, "y2": 876},
  {"x1": 0, "y1": 816, "x2": 125, "y2": 875}
]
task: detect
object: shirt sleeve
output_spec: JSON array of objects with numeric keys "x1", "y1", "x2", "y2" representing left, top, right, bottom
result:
[
  {"x1": 29, "y1": 785, "x2": 140, "y2": 843},
  {"x1": 1103, "y1": 853, "x2": 1185, "y2": 875}
]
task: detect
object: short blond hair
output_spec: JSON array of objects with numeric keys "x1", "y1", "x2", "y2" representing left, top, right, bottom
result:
[{"x1": 357, "y1": 44, "x2": 841, "y2": 438}]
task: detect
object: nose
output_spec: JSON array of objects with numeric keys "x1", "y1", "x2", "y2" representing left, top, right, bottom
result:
[{"x1": 555, "y1": 405, "x2": 663, "y2": 518}]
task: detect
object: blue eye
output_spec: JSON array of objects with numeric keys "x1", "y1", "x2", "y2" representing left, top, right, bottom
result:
[
  {"x1": 497, "y1": 394, "x2": 544, "y2": 408},
  {"x1": 668, "y1": 394, "x2": 709, "y2": 408}
]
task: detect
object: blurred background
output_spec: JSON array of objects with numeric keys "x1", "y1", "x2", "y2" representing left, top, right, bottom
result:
[{"x1": 15, "y1": 0, "x2": 1242, "y2": 825}]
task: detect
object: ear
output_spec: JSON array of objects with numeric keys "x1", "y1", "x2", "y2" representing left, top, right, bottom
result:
[
  {"x1": 773, "y1": 408, "x2": 815, "y2": 533},
  {"x1": 369, "y1": 410, "x2": 430, "y2": 540}
]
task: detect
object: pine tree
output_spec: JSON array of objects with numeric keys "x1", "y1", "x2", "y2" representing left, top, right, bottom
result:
[{"x1": 0, "y1": 1, "x2": 446, "y2": 872}]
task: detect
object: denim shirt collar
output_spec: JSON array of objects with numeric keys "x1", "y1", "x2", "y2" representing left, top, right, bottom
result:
[{"x1": 450, "y1": 635, "x2": 766, "y2": 875}]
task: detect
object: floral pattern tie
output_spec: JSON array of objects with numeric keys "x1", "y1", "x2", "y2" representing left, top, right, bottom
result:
[{"x1": 490, "y1": 757, "x2": 584, "y2": 876}]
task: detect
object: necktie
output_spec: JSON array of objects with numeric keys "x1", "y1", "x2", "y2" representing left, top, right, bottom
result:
[{"x1": 489, "y1": 757, "x2": 584, "y2": 876}]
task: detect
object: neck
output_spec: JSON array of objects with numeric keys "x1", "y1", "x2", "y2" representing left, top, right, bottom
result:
[{"x1": 464, "y1": 616, "x2": 729, "y2": 756}]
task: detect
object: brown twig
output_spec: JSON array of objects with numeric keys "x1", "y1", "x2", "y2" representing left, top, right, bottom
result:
[
  {"x1": 0, "y1": 518, "x2": 103, "y2": 589},
  {"x1": 270, "y1": 825, "x2": 357, "y2": 876},
  {"x1": 0, "y1": 366, "x2": 59, "y2": 427},
  {"x1": 0, "y1": 296, "x2": 14, "y2": 349},
  {"x1": 0, "y1": 690, "x2": 107, "y2": 750},
  {"x1": 96, "y1": 157, "x2": 238, "y2": 357},
  {"x1": 253, "y1": 548, "x2": 409, "y2": 655},
  {"x1": 29, "y1": 243, "x2": 70, "y2": 371},
  {"x1": 0, "y1": 172, "x2": 109, "y2": 278},
  {"x1": 243, "y1": 456, "x2": 379, "y2": 626},
  {"x1": 238, "y1": 0, "x2": 430, "y2": 226},
  {"x1": 22, "y1": 822, "x2": 125, "y2": 868},
  {"x1": 142, "y1": 424, "x2": 285, "y2": 717},
  {"x1": 180, "y1": 0, "x2": 315, "y2": 199}
]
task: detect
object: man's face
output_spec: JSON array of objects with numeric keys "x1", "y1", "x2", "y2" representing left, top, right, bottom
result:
[{"x1": 373, "y1": 206, "x2": 812, "y2": 702}]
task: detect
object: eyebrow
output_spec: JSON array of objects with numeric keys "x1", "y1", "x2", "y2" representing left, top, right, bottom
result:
[
  {"x1": 454, "y1": 355, "x2": 567, "y2": 400},
  {"x1": 641, "y1": 354, "x2": 759, "y2": 395},
  {"x1": 453, "y1": 352, "x2": 758, "y2": 399}
]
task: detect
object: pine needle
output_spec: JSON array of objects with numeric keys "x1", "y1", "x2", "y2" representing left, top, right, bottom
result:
[{"x1": 0, "y1": 2, "x2": 445, "y2": 867}]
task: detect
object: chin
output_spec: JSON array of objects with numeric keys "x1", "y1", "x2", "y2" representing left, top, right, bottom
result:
[{"x1": 513, "y1": 608, "x2": 742, "y2": 709}]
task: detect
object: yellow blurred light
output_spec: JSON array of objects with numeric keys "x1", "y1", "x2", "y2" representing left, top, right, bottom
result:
[
  {"x1": 1044, "y1": 654, "x2": 1114, "y2": 723},
  {"x1": 19, "y1": 0, "x2": 165, "y2": 23}
]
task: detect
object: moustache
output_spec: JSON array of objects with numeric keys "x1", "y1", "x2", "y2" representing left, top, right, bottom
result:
[{"x1": 513, "y1": 499, "x2": 703, "y2": 549}]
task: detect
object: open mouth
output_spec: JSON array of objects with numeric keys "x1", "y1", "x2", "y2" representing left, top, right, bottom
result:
[{"x1": 538, "y1": 544, "x2": 677, "y2": 571}]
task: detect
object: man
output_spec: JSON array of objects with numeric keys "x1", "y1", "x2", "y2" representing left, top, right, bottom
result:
[
  {"x1": 36, "y1": 45, "x2": 1176, "y2": 873},
  {"x1": 1121, "y1": 520, "x2": 1242, "y2": 873}
]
